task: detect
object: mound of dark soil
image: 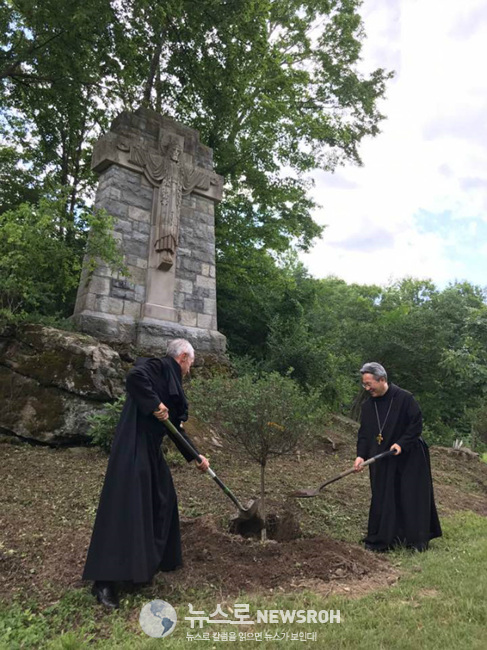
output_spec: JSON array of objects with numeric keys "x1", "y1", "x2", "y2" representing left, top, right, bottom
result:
[
  {"x1": 228, "y1": 506, "x2": 302, "y2": 541},
  {"x1": 162, "y1": 516, "x2": 387, "y2": 595}
]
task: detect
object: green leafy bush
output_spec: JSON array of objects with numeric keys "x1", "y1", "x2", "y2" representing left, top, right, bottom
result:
[
  {"x1": 469, "y1": 403, "x2": 487, "y2": 451},
  {"x1": 0, "y1": 192, "x2": 125, "y2": 324},
  {"x1": 189, "y1": 370, "x2": 328, "y2": 538},
  {"x1": 86, "y1": 397, "x2": 193, "y2": 463},
  {"x1": 86, "y1": 396, "x2": 125, "y2": 452}
]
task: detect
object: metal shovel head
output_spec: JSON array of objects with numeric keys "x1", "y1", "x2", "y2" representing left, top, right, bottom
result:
[{"x1": 236, "y1": 498, "x2": 261, "y2": 521}]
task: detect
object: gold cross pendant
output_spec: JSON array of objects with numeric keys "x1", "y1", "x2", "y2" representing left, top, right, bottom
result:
[{"x1": 376, "y1": 433, "x2": 383, "y2": 444}]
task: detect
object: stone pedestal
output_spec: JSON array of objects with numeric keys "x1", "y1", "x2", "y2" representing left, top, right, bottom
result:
[{"x1": 73, "y1": 108, "x2": 226, "y2": 354}]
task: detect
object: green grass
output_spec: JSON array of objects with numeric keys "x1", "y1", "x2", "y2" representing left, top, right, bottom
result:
[
  {"x1": 298, "y1": 493, "x2": 365, "y2": 542},
  {"x1": 1, "y1": 511, "x2": 485, "y2": 649}
]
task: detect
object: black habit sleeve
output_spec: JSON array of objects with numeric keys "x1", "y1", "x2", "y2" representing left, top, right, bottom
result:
[
  {"x1": 395, "y1": 394, "x2": 422, "y2": 451},
  {"x1": 357, "y1": 411, "x2": 370, "y2": 460},
  {"x1": 165, "y1": 426, "x2": 201, "y2": 463},
  {"x1": 125, "y1": 357, "x2": 202, "y2": 463},
  {"x1": 125, "y1": 364, "x2": 161, "y2": 415}
]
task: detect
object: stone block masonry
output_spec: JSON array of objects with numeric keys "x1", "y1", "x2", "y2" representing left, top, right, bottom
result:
[{"x1": 73, "y1": 107, "x2": 226, "y2": 354}]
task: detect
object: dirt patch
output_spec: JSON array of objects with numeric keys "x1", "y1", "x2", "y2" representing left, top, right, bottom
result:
[
  {"x1": 228, "y1": 506, "x2": 302, "y2": 541},
  {"x1": 417, "y1": 588, "x2": 439, "y2": 598},
  {"x1": 0, "y1": 446, "x2": 387, "y2": 605},
  {"x1": 156, "y1": 516, "x2": 389, "y2": 597},
  {"x1": 265, "y1": 509, "x2": 302, "y2": 542},
  {"x1": 297, "y1": 571, "x2": 400, "y2": 600},
  {"x1": 434, "y1": 483, "x2": 487, "y2": 517},
  {"x1": 0, "y1": 445, "x2": 102, "y2": 603},
  {"x1": 1, "y1": 439, "x2": 486, "y2": 607},
  {"x1": 429, "y1": 447, "x2": 487, "y2": 517}
]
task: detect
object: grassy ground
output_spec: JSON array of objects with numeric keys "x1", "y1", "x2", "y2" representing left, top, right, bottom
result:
[
  {"x1": 1, "y1": 513, "x2": 485, "y2": 649},
  {"x1": 1, "y1": 415, "x2": 486, "y2": 649}
]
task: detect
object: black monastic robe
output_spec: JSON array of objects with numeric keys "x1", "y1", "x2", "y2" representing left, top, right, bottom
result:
[
  {"x1": 83, "y1": 356, "x2": 199, "y2": 583},
  {"x1": 357, "y1": 383, "x2": 442, "y2": 551}
]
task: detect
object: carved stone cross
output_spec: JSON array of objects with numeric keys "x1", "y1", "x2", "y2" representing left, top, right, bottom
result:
[
  {"x1": 99, "y1": 118, "x2": 223, "y2": 272},
  {"x1": 128, "y1": 137, "x2": 220, "y2": 270},
  {"x1": 74, "y1": 108, "x2": 226, "y2": 354}
]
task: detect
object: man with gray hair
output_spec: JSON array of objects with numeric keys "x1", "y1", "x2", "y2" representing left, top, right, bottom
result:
[
  {"x1": 83, "y1": 338, "x2": 209, "y2": 609},
  {"x1": 354, "y1": 362, "x2": 441, "y2": 552}
]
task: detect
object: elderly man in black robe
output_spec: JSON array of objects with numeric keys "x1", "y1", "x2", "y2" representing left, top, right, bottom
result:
[
  {"x1": 83, "y1": 338, "x2": 209, "y2": 609},
  {"x1": 354, "y1": 362, "x2": 441, "y2": 552}
]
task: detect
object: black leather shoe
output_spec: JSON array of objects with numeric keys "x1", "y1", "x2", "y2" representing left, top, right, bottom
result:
[
  {"x1": 91, "y1": 581, "x2": 119, "y2": 609},
  {"x1": 364, "y1": 543, "x2": 388, "y2": 553}
]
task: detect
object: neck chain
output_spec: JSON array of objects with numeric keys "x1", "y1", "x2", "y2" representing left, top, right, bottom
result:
[{"x1": 374, "y1": 396, "x2": 394, "y2": 444}]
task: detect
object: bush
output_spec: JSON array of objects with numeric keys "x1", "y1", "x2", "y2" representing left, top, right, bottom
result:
[
  {"x1": 188, "y1": 369, "x2": 328, "y2": 538},
  {"x1": 470, "y1": 404, "x2": 487, "y2": 452},
  {"x1": 86, "y1": 397, "x2": 200, "y2": 463},
  {"x1": 0, "y1": 192, "x2": 125, "y2": 321},
  {"x1": 422, "y1": 423, "x2": 458, "y2": 448},
  {"x1": 87, "y1": 396, "x2": 125, "y2": 452},
  {"x1": 189, "y1": 371, "x2": 327, "y2": 453}
]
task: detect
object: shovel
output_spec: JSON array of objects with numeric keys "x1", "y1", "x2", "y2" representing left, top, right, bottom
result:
[
  {"x1": 162, "y1": 418, "x2": 261, "y2": 522},
  {"x1": 290, "y1": 449, "x2": 397, "y2": 498}
]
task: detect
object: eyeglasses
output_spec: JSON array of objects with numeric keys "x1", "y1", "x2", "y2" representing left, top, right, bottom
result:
[{"x1": 362, "y1": 382, "x2": 376, "y2": 389}]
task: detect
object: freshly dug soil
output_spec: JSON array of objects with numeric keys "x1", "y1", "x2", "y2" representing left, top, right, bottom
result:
[
  {"x1": 0, "y1": 447, "x2": 384, "y2": 603},
  {"x1": 228, "y1": 507, "x2": 302, "y2": 541},
  {"x1": 159, "y1": 516, "x2": 388, "y2": 596},
  {"x1": 2, "y1": 442, "x2": 485, "y2": 604}
]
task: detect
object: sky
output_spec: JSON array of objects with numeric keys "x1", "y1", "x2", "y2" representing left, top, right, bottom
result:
[{"x1": 301, "y1": 0, "x2": 487, "y2": 289}]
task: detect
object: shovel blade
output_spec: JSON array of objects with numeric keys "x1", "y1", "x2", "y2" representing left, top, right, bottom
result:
[
  {"x1": 237, "y1": 498, "x2": 261, "y2": 521},
  {"x1": 289, "y1": 489, "x2": 321, "y2": 498}
]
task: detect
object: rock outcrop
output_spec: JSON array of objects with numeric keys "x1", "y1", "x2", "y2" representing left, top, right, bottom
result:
[{"x1": 0, "y1": 324, "x2": 126, "y2": 444}]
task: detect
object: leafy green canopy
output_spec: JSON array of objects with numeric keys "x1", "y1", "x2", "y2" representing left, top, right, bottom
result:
[
  {"x1": 0, "y1": 192, "x2": 125, "y2": 322},
  {"x1": 223, "y1": 262, "x2": 487, "y2": 447},
  {"x1": 1, "y1": 0, "x2": 391, "y2": 255}
]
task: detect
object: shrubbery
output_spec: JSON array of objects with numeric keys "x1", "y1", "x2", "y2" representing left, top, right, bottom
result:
[
  {"x1": 0, "y1": 192, "x2": 125, "y2": 326},
  {"x1": 189, "y1": 369, "x2": 329, "y2": 538},
  {"x1": 86, "y1": 396, "x2": 126, "y2": 452},
  {"x1": 86, "y1": 395, "x2": 198, "y2": 465}
]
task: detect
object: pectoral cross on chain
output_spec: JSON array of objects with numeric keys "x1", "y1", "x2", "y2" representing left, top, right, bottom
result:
[{"x1": 374, "y1": 398, "x2": 394, "y2": 446}]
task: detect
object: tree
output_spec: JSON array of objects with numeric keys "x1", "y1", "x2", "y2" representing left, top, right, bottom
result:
[
  {"x1": 2, "y1": 0, "x2": 391, "y2": 255},
  {"x1": 0, "y1": 145, "x2": 41, "y2": 214},
  {"x1": 189, "y1": 371, "x2": 319, "y2": 539},
  {"x1": 1, "y1": 0, "x2": 122, "y2": 229},
  {"x1": 0, "y1": 193, "x2": 125, "y2": 321},
  {"x1": 159, "y1": 0, "x2": 392, "y2": 254},
  {"x1": 1, "y1": 1, "x2": 126, "y2": 323}
]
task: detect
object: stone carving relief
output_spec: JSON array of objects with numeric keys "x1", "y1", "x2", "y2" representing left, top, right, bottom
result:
[{"x1": 128, "y1": 137, "x2": 219, "y2": 271}]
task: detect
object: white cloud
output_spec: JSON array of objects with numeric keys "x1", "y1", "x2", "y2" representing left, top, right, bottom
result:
[{"x1": 301, "y1": 0, "x2": 487, "y2": 288}]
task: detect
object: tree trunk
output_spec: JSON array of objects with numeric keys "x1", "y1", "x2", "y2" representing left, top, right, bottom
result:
[
  {"x1": 142, "y1": 40, "x2": 163, "y2": 108},
  {"x1": 155, "y1": 64, "x2": 162, "y2": 114},
  {"x1": 350, "y1": 389, "x2": 366, "y2": 421},
  {"x1": 66, "y1": 118, "x2": 86, "y2": 243},
  {"x1": 58, "y1": 132, "x2": 70, "y2": 239},
  {"x1": 260, "y1": 462, "x2": 266, "y2": 542}
]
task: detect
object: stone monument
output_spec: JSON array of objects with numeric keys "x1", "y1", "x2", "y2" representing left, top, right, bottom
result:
[{"x1": 73, "y1": 107, "x2": 226, "y2": 353}]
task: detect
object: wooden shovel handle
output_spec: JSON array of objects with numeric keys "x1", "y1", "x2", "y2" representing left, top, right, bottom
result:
[{"x1": 162, "y1": 418, "x2": 247, "y2": 511}]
